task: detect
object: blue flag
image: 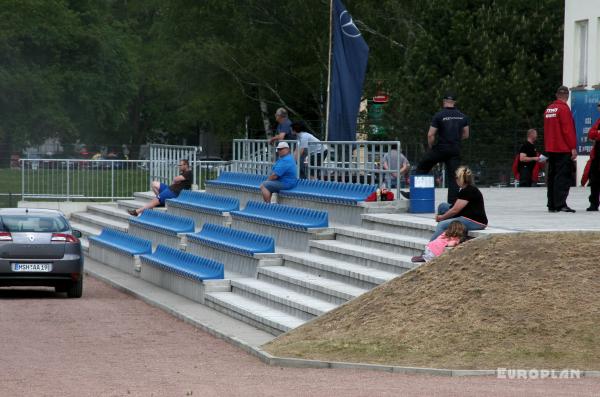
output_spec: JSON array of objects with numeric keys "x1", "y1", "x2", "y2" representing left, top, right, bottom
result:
[{"x1": 327, "y1": 0, "x2": 369, "y2": 141}]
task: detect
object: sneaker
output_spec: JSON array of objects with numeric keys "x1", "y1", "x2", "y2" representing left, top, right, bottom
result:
[
  {"x1": 586, "y1": 206, "x2": 599, "y2": 212},
  {"x1": 127, "y1": 209, "x2": 138, "y2": 216},
  {"x1": 400, "y1": 191, "x2": 410, "y2": 199},
  {"x1": 411, "y1": 255, "x2": 426, "y2": 263}
]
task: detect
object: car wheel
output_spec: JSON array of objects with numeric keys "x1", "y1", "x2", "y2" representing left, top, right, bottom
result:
[{"x1": 67, "y1": 276, "x2": 83, "y2": 298}]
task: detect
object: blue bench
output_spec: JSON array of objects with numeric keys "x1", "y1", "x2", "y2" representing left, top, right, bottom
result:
[
  {"x1": 89, "y1": 228, "x2": 152, "y2": 256},
  {"x1": 230, "y1": 201, "x2": 328, "y2": 231},
  {"x1": 187, "y1": 223, "x2": 275, "y2": 256},
  {"x1": 281, "y1": 180, "x2": 377, "y2": 205},
  {"x1": 140, "y1": 245, "x2": 224, "y2": 281},
  {"x1": 166, "y1": 191, "x2": 240, "y2": 215},
  {"x1": 204, "y1": 172, "x2": 265, "y2": 192},
  {"x1": 129, "y1": 210, "x2": 195, "y2": 235}
]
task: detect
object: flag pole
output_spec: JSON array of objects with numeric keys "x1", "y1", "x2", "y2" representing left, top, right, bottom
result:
[{"x1": 325, "y1": 0, "x2": 333, "y2": 141}]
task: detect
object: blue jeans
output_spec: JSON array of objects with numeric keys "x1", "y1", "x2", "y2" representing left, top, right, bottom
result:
[{"x1": 430, "y1": 202, "x2": 486, "y2": 241}]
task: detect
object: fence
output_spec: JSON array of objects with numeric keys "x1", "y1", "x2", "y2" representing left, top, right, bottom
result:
[
  {"x1": 20, "y1": 159, "x2": 150, "y2": 200},
  {"x1": 231, "y1": 139, "x2": 402, "y2": 198},
  {"x1": 231, "y1": 139, "x2": 299, "y2": 175},
  {"x1": 149, "y1": 144, "x2": 198, "y2": 187}
]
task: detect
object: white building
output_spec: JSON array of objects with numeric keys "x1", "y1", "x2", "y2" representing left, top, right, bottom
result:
[{"x1": 563, "y1": 0, "x2": 600, "y2": 180}]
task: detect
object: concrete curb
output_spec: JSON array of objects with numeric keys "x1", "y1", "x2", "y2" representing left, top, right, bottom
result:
[{"x1": 85, "y1": 265, "x2": 600, "y2": 378}]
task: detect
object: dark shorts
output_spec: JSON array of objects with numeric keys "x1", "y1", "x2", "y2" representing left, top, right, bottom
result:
[
  {"x1": 262, "y1": 180, "x2": 288, "y2": 193},
  {"x1": 157, "y1": 183, "x2": 178, "y2": 205}
]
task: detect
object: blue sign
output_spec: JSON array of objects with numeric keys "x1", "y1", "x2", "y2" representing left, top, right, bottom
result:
[
  {"x1": 571, "y1": 90, "x2": 600, "y2": 155},
  {"x1": 327, "y1": 0, "x2": 369, "y2": 141}
]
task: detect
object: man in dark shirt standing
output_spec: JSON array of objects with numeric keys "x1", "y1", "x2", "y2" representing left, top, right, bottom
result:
[
  {"x1": 416, "y1": 91, "x2": 470, "y2": 204},
  {"x1": 543, "y1": 86, "x2": 577, "y2": 213},
  {"x1": 128, "y1": 159, "x2": 193, "y2": 216},
  {"x1": 518, "y1": 129, "x2": 543, "y2": 187}
]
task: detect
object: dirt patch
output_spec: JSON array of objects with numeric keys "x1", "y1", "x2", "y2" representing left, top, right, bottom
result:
[{"x1": 264, "y1": 232, "x2": 600, "y2": 370}]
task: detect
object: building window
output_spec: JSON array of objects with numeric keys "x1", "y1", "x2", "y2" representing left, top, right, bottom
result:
[{"x1": 574, "y1": 20, "x2": 588, "y2": 86}]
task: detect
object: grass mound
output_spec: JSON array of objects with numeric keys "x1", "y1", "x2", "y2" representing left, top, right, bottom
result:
[{"x1": 264, "y1": 232, "x2": 600, "y2": 369}]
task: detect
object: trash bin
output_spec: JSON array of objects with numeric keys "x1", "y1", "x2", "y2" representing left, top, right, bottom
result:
[{"x1": 409, "y1": 175, "x2": 435, "y2": 213}]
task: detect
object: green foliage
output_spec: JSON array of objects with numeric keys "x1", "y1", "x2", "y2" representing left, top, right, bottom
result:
[{"x1": 0, "y1": 0, "x2": 564, "y2": 157}]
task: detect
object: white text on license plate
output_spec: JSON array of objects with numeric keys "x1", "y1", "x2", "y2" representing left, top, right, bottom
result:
[{"x1": 11, "y1": 263, "x2": 53, "y2": 272}]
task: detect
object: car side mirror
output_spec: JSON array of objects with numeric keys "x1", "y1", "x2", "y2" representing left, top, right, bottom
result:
[{"x1": 72, "y1": 230, "x2": 83, "y2": 238}]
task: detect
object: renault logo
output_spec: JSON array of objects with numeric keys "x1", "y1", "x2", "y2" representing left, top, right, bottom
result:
[
  {"x1": 27, "y1": 234, "x2": 35, "y2": 242},
  {"x1": 340, "y1": 11, "x2": 361, "y2": 38}
]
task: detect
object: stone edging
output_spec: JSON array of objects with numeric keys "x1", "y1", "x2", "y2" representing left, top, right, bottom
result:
[{"x1": 85, "y1": 267, "x2": 600, "y2": 378}]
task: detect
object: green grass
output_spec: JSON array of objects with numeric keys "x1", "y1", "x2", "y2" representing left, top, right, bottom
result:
[{"x1": 0, "y1": 168, "x2": 150, "y2": 207}]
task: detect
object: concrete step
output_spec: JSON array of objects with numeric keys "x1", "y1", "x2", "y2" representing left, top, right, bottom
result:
[
  {"x1": 116, "y1": 199, "x2": 167, "y2": 212},
  {"x1": 134, "y1": 191, "x2": 157, "y2": 202},
  {"x1": 334, "y1": 226, "x2": 427, "y2": 256},
  {"x1": 309, "y1": 240, "x2": 418, "y2": 274},
  {"x1": 231, "y1": 278, "x2": 336, "y2": 319},
  {"x1": 204, "y1": 291, "x2": 306, "y2": 335},
  {"x1": 70, "y1": 212, "x2": 128, "y2": 233},
  {"x1": 257, "y1": 265, "x2": 367, "y2": 304},
  {"x1": 70, "y1": 221, "x2": 102, "y2": 237},
  {"x1": 87, "y1": 204, "x2": 131, "y2": 222},
  {"x1": 361, "y1": 213, "x2": 436, "y2": 239},
  {"x1": 280, "y1": 251, "x2": 399, "y2": 288}
]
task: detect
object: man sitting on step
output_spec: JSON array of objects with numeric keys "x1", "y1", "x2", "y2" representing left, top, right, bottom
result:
[{"x1": 128, "y1": 159, "x2": 193, "y2": 216}]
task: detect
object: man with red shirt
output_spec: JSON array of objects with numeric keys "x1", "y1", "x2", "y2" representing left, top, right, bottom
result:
[
  {"x1": 543, "y1": 86, "x2": 577, "y2": 213},
  {"x1": 587, "y1": 104, "x2": 600, "y2": 211}
]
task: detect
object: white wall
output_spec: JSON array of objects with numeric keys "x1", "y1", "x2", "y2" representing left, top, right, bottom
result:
[
  {"x1": 564, "y1": 0, "x2": 600, "y2": 88},
  {"x1": 564, "y1": 0, "x2": 600, "y2": 181}
]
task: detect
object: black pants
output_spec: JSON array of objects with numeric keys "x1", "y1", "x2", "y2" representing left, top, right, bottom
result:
[
  {"x1": 589, "y1": 157, "x2": 600, "y2": 209},
  {"x1": 547, "y1": 152, "x2": 573, "y2": 210},
  {"x1": 518, "y1": 164, "x2": 533, "y2": 187},
  {"x1": 416, "y1": 146, "x2": 461, "y2": 204}
]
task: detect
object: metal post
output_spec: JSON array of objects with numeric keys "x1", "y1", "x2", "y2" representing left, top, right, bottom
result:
[
  {"x1": 111, "y1": 161, "x2": 115, "y2": 201},
  {"x1": 21, "y1": 160, "x2": 25, "y2": 201},
  {"x1": 66, "y1": 160, "x2": 70, "y2": 202}
]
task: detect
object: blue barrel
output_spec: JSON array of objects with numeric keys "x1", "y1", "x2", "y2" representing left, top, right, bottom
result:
[{"x1": 409, "y1": 175, "x2": 435, "y2": 213}]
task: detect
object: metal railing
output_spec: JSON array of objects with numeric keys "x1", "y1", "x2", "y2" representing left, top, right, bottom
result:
[
  {"x1": 305, "y1": 141, "x2": 402, "y2": 198},
  {"x1": 231, "y1": 139, "x2": 402, "y2": 198},
  {"x1": 20, "y1": 159, "x2": 150, "y2": 201},
  {"x1": 232, "y1": 139, "x2": 299, "y2": 176},
  {"x1": 197, "y1": 160, "x2": 232, "y2": 189},
  {"x1": 149, "y1": 144, "x2": 197, "y2": 187}
]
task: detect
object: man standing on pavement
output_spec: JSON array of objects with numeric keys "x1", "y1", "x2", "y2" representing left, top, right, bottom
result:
[
  {"x1": 543, "y1": 86, "x2": 577, "y2": 213},
  {"x1": 586, "y1": 102, "x2": 600, "y2": 211},
  {"x1": 416, "y1": 91, "x2": 470, "y2": 204},
  {"x1": 518, "y1": 129, "x2": 545, "y2": 187},
  {"x1": 259, "y1": 142, "x2": 298, "y2": 203}
]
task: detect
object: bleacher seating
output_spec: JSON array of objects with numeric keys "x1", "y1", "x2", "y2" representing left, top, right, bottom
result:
[
  {"x1": 89, "y1": 228, "x2": 152, "y2": 256},
  {"x1": 279, "y1": 179, "x2": 376, "y2": 205},
  {"x1": 230, "y1": 201, "x2": 328, "y2": 230},
  {"x1": 204, "y1": 172, "x2": 376, "y2": 205},
  {"x1": 129, "y1": 210, "x2": 194, "y2": 235},
  {"x1": 204, "y1": 172, "x2": 265, "y2": 192},
  {"x1": 187, "y1": 223, "x2": 275, "y2": 256},
  {"x1": 140, "y1": 244, "x2": 224, "y2": 281},
  {"x1": 166, "y1": 191, "x2": 239, "y2": 215}
]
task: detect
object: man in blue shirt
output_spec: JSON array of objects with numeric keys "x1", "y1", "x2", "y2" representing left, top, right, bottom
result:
[{"x1": 260, "y1": 141, "x2": 298, "y2": 202}]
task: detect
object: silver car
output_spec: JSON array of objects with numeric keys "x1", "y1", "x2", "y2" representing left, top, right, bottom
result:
[{"x1": 0, "y1": 208, "x2": 84, "y2": 298}]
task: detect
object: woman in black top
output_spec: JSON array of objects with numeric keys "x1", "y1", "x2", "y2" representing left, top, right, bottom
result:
[{"x1": 429, "y1": 166, "x2": 488, "y2": 241}]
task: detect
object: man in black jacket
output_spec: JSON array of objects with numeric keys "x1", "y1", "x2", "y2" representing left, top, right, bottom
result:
[{"x1": 416, "y1": 92, "x2": 470, "y2": 204}]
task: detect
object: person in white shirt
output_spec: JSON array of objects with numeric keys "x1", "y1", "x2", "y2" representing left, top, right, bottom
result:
[{"x1": 291, "y1": 122, "x2": 328, "y2": 179}]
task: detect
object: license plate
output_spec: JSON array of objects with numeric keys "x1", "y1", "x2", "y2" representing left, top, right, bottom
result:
[{"x1": 11, "y1": 263, "x2": 53, "y2": 272}]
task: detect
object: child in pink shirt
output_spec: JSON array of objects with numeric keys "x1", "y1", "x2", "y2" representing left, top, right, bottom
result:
[{"x1": 412, "y1": 221, "x2": 466, "y2": 262}]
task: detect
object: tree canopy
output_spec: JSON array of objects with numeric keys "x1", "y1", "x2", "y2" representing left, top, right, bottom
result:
[{"x1": 0, "y1": 0, "x2": 564, "y2": 157}]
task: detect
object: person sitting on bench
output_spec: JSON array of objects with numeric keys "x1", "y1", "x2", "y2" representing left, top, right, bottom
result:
[{"x1": 128, "y1": 159, "x2": 193, "y2": 216}]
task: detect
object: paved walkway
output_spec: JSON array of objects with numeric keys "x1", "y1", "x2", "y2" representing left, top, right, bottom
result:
[
  {"x1": 0, "y1": 277, "x2": 598, "y2": 397},
  {"x1": 409, "y1": 186, "x2": 600, "y2": 231}
]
